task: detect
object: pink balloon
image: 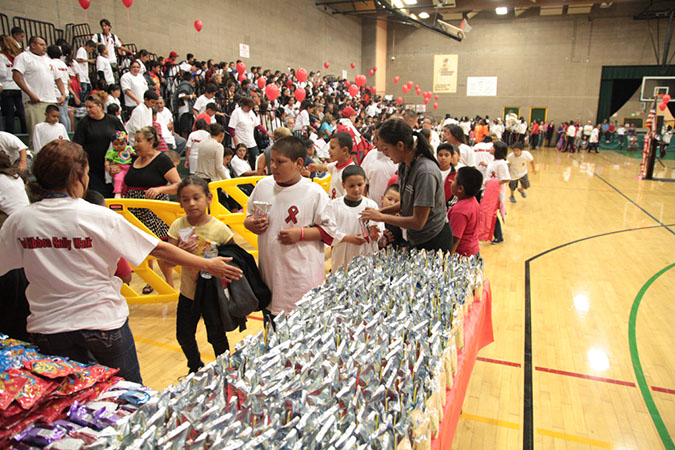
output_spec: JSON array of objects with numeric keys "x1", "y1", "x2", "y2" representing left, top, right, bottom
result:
[
  {"x1": 121, "y1": 0, "x2": 133, "y2": 7},
  {"x1": 407, "y1": 81, "x2": 413, "y2": 89},
  {"x1": 355, "y1": 75, "x2": 367, "y2": 87},
  {"x1": 345, "y1": 80, "x2": 351, "y2": 87},
  {"x1": 397, "y1": 97, "x2": 403, "y2": 104},
  {"x1": 369, "y1": 69, "x2": 374, "y2": 76},
  {"x1": 659, "y1": 103, "x2": 668, "y2": 111},
  {"x1": 295, "y1": 87, "x2": 306, "y2": 102},
  {"x1": 265, "y1": 84, "x2": 279, "y2": 101},
  {"x1": 663, "y1": 94, "x2": 671, "y2": 103},
  {"x1": 424, "y1": 98, "x2": 429, "y2": 104},
  {"x1": 257, "y1": 77, "x2": 266, "y2": 89},
  {"x1": 416, "y1": 89, "x2": 421, "y2": 96},
  {"x1": 434, "y1": 94, "x2": 439, "y2": 101},
  {"x1": 348, "y1": 84, "x2": 359, "y2": 98},
  {"x1": 238, "y1": 73, "x2": 247, "y2": 82},
  {"x1": 394, "y1": 76, "x2": 400, "y2": 83},
  {"x1": 402, "y1": 86, "x2": 409, "y2": 94},
  {"x1": 373, "y1": 66, "x2": 377, "y2": 72},
  {"x1": 297, "y1": 68, "x2": 308, "y2": 83},
  {"x1": 194, "y1": 20, "x2": 203, "y2": 32},
  {"x1": 415, "y1": 85, "x2": 419, "y2": 90},
  {"x1": 236, "y1": 62, "x2": 246, "y2": 75},
  {"x1": 79, "y1": 0, "x2": 91, "y2": 10},
  {"x1": 433, "y1": 103, "x2": 438, "y2": 110},
  {"x1": 324, "y1": 62, "x2": 330, "y2": 69},
  {"x1": 350, "y1": 62, "x2": 355, "y2": 69}
]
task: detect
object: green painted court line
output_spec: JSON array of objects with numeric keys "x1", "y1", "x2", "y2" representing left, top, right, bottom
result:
[{"x1": 629, "y1": 263, "x2": 675, "y2": 450}]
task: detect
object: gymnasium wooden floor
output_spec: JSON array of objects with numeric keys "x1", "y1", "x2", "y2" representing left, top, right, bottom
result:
[{"x1": 126, "y1": 147, "x2": 675, "y2": 449}]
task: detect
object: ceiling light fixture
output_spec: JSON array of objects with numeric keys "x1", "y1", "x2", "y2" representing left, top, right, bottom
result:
[
  {"x1": 403, "y1": 0, "x2": 418, "y2": 4},
  {"x1": 496, "y1": 7, "x2": 508, "y2": 15},
  {"x1": 392, "y1": 0, "x2": 403, "y2": 8},
  {"x1": 419, "y1": 12, "x2": 430, "y2": 19}
]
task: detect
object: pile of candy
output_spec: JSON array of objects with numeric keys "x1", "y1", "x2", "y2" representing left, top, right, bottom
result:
[
  {"x1": 95, "y1": 249, "x2": 484, "y2": 449},
  {"x1": 0, "y1": 337, "x2": 155, "y2": 449}
]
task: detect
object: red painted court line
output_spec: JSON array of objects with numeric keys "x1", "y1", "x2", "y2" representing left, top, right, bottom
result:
[
  {"x1": 246, "y1": 315, "x2": 264, "y2": 321},
  {"x1": 477, "y1": 356, "x2": 522, "y2": 368},
  {"x1": 651, "y1": 386, "x2": 675, "y2": 395},
  {"x1": 535, "y1": 366, "x2": 636, "y2": 387}
]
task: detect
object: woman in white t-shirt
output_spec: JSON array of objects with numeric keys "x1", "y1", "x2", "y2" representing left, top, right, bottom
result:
[
  {"x1": 120, "y1": 60, "x2": 148, "y2": 114},
  {"x1": 0, "y1": 140, "x2": 242, "y2": 383}
]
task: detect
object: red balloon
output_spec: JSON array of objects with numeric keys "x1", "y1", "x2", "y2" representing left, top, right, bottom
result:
[
  {"x1": 402, "y1": 86, "x2": 409, "y2": 94},
  {"x1": 659, "y1": 103, "x2": 668, "y2": 111},
  {"x1": 416, "y1": 89, "x2": 421, "y2": 96},
  {"x1": 355, "y1": 75, "x2": 367, "y2": 87},
  {"x1": 257, "y1": 77, "x2": 266, "y2": 89},
  {"x1": 424, "y1": 98, "x2": 429, "y2": 104},
  {"x1": 121, "y1": 0, "x2": 133, "y2": 7},
  {"x1": 663, "y1": 94, "x2": 671, "y2": 103},
  {"x1": 369, "y1": 69, "x2": 374, "y2": 76},
  {"x1": 194, "y1": 20, "x2": 203, "y2": 32},
  {"x1": 373, "y1": 66, "x2": 377, "y2": 72},
  {"x1": 394, "y1": 76, "x2": 400, "y2": 83},
  {"x1": 238, "y1": 73, "x2": 247, "y2": 82},
  {"x1": 236, "y1": 62, "x2": 246, "y2": 75},
  {"x1": 433, "y1": 103, "x2": 438, "y2": 110},
  {"x1": 407, "y1": 81, "x2": 413, "y2": 89},
  {"x1": 297, "y1": 68, "x2": 308, "y2": 82},
  {"x1": 350, "y1": 62, "x2": 355, "y2": 69},
  {"x1": 324, "y1": 62, "x2": 330, "y2": 69},
  {"x1": 345, "y1": 80, "x2": 351, "y2": 87},
  {"x1": 396, "y1": 97, "x2": 403, "y2": 105},
  {"x1": 295, "y1": 87, "x2": 306, "y2": 102},
  {"x1": 79, "y1": 0, "x2": 91, "y2": 10},
  {"x1": 265, "y1": 84, "x2": 280, "y2": 101},
  {"x1": 286, "y1": 80, "x2": 293, "y2": 89},
  {"x1": 348, "y1": 84, "x2": 359, "y2": 98},
  {"x1": 434, "y1": 94, "x2": 439, "y2": 100}
]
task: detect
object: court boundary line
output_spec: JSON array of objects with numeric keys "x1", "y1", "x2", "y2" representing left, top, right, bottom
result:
[{"x1": 523, "y1": 223, "x2": 675, "y2": 450}]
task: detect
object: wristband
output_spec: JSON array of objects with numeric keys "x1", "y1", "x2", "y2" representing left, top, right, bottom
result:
[{"x1": 300, "y1": 227, "x2": 305, "y2": 241}]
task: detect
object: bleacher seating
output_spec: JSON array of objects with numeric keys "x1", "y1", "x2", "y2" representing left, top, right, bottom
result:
[
  {"x1": 12, "y1": 16, "x2": 62, "y2": 46},
  {"x1": 0, "y1": 13, "x2": 9, "y2": 36}
]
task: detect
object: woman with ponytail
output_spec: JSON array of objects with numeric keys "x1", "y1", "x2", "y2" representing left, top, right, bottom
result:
[
  {"x1": 361, "y1": 118, "x2": 452, "y2": 252},
  {"x1": 0, "y1": 140, "x2": 242, "y2": 383}
]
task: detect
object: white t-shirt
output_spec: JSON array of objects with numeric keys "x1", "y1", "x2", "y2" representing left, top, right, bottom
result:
[
  {"x1": 0, "y1": 131, "x2": 28, "y2": 164},
  {"x1": 567, "y1": 126, "x2": 576, "y2": 137},
  {"x1": 33, "y1": 122, "x2": 70, "y2": 152},
  {"x1": 75, "y1": 47, "x2": 91, "y2": 83},
  {"x1": 457, "y1": 143, "x2": 474, "y2": 168},
  {"x1": 247, "y1": 176, "x2": 336, "y2": 315},
  {"x1": 617, "y1": 127, "x2": 626, "y2": 136},
  {"x1": 155, "y1": 108, "x2": 175, "y2": 146},
  {"x1": 12, "y1": 51, "x2": 59, "y2": 104},
  {"x1": 120, "y1": 72, "x2": 148, "y2": 107},
  {"x1": 507, "y1": 151, "x2": 533, "y2": 179},
  {"x1": 472, "y1": 142, "x2": 494, "y2": 180},
  {"x1": 186, "y1": 129, "x2": 210, "y2": 173},
  {"x1": 459, "y1": 121, "x2": 472, "y2": 136},
  {"x1": 428, "y1": 129, "x2": 441, "y2": 151},
  {"x1": 51, "y1": 58, "x2": 69, "y2": 99},
  {"x1": 0, "y1": 174, "x2": 29, "y2": 216},
  {"x1": 230, "y1": 155, "x2": 252, "y2": 177},
  {"x1": 91, "y1": 32, "x2": 122, "y2": 64},
  {"x1": 583, "y1": 124, "x2": 594, "y2": 136},
  {"x1": 229, "y1": 107, "x2": 260, "y2": 148},
  {"x1": 295, "y1": 109, "x2": 310, "y2": 131},
  {"x1": 0, "y1": 197, "x2": 159, "y2": 334},
  {"x1": 193, "y1": 94, "x2": 213, "y2": 115},
  {"x1": 360, "y1": 149, "x2": 397, "y2": 207},
  {"x1": 327, "y1": 159, "x2": 355, "y2": 200},
  {"x1": 0, "y1": 53, "x2": 19, "y2": 90},
  {"x1": 589, "y1": 128, "x2": 599, "y2": 143},
  {"x1": 484, "y1": 159, "x2": 510, "y2": 196},
  {"x1": 125, "y1": 103, "x2": 153, "y2": 144},
  {"x1": 326, "y1": 196, "x2": 383, "y2": 271},
  {"x1": 105, "y1": 95, "x2": 121, "y2": 109},
  {"x1": 96, "y1": 55, "x2": 114, "y2": 85}
]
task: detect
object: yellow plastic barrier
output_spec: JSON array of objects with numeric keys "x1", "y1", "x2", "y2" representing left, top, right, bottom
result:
[{"x1": 107, "y1": 174, "x2": 331, "y2": 304}]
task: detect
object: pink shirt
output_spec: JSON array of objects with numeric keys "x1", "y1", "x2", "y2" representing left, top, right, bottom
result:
[{"x1": 448, "y1": 197, "x2": 480, "y2": 256}]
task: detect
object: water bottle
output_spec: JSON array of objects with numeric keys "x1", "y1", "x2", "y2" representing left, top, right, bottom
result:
[{"x1": 200, "y1": 241, "x2": 218, "y2": 279}]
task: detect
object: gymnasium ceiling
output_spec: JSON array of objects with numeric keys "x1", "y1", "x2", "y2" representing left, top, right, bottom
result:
[{"x1": 316, "y1": 0, "x2": 675, "y2": 41}]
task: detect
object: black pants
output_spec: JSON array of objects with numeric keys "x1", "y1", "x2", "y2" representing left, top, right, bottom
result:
[
  {"x1": 1, "y1": 90, "x2": 27, "y2": 134},
  {"x1": 0, "y1": 269, "x2": 30, "y2": 341},
  {"x1": 247, "y1": 146, "x2": 259, "y2": 169},
  {"x1": 411, "y1": 222, "x2": 453, "y2": 252},
  {"x1": 176, "y1": 294, "x2": 229, "y2": 373},
  {"x1": 530, "y1": 134, "x2": 538, "y2": 149},
  {"x1": 493, "y1": 217, "x2": 503, "y2": 241}
]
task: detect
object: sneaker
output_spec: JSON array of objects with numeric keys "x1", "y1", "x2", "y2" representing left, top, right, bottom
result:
[
  {"x1": 520, "y1": 190, "x2": 527, "y2": 198},
  {"x1": 491, "y1": 238, "x2": 504, "y2": 245},
  {"x1": 509, "y1": 195, "x2": 516, "y2": 203}
]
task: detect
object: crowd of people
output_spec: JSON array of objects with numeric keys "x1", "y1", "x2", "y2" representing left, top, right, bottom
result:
[{"x1": 0, "y1": 15, "x2": 665, "y2": 382}]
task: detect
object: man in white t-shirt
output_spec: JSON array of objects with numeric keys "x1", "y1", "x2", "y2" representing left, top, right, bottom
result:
[
  {"x1": 76, "y1": 40, "x2": 96, "y2": 102},
  {"x1": 12, "y1": 36, "x2": 66, "y2": 151},
  {"x1": 360, "y1": 136, "x2": 397, "y2": 207},
  {"x1": 506, "y1": 142, "x2": 536, "y2": 203},
  {"x1": 0, "y1": 131, "x2": 28, "y2": 173},
  {"x1": 125, "y1": 90, "x2": 158, "y2": 145},
  {"x1": 565, "y1": 124, "x2": 577, "y2": 153},
  {"x1": 33, "y1": 104, "x2": 70, "y2": 152},
  {"x1": 91, "y1": 18, "x2": 130, "y2": 69},
  {"x1": 229, "y1": 98, "x2": 271, "y2": 168},
  {"x1": 156, "y1": 98, "x2": 186, "y2": 155},
  {"x1": 583, "y1": 121, "x2": 594, "y2": 143}
]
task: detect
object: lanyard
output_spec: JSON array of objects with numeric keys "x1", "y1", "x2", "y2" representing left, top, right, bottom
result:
[{"x1": 45, "y1": 193, "x2": 69, "y2": 199}]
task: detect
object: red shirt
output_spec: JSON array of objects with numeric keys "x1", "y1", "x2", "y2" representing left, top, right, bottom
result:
[{"x1": 448, "y1": 197, "x2": 480, "y2": 256}]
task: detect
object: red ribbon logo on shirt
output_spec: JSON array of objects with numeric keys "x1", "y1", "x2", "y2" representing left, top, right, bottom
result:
[{"x1": 285, "y1": 206, "x2": 299, "y2": 224}]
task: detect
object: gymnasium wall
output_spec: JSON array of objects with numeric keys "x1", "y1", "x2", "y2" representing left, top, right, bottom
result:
[
  {"x1": 1, "y1": 0, "x2": 363, "y2": 75},
  {"x1": 385, "y1": 2, "x2": 669, "y2": 124}
]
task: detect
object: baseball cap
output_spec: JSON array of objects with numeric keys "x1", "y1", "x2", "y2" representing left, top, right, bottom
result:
[
  {"x1": 342, "y1": 106, "x2": 355, "y2": 118},
  {"x1": 169, "y1": 51, "x2": 178, "y2": 58}
]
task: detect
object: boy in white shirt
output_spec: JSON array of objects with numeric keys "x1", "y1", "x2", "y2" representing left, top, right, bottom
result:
[
  {"x1": 33, "y1": 104, "x2": 70, "y2": 152},
  {"x1": 308, "y1": 132, "x2": 355, "y2": 199},
  {"x1": 506, "y1": 142, "x2": 536, "y2": 203},
  {"x1": 617, "y1": 124, "x2": 626, "y2": 150},
  {"x1": 185, "y1": 119, "x2": 210, "y2": 174},
  {"x1": 360, "y1": 133, "x2": 397, "y2": 207},
  {"x1": 96, "y1": 45, "x2": 115, "y2": 85},
  {"x1": 75, "y1": 40, "x2": 96, "y2": 101},
  {"x1": 326, "y1": 165, "x2": 383, "y2": 271},
  {"x1": 245, "y1": 136, "x2": 336, "y2": 320}
]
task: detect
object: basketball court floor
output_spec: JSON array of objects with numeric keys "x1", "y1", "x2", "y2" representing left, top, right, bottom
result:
[{"x1": 127, "y1": 147, "x2": 675, "y2": 449}]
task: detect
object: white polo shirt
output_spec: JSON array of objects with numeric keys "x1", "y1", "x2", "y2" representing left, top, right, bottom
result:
[{"x1": 12, "y1": 51, "x2": 59, "y2": 104}]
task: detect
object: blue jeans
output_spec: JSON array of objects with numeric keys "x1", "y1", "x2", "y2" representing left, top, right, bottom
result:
[
  {"x1": 30, "y1": 319, "x2": 142, "y2": 383},
  {"x1": 59, "y1": 104, "x2": 71, "y2": 132},
  {"x1": 79, "y1": 82, "x2": 92, "y2": 103}
]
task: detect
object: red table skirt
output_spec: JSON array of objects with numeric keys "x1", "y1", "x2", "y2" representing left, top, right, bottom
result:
[{"x1": 431, "y1": 279, "x2": 494, "y2": 449}]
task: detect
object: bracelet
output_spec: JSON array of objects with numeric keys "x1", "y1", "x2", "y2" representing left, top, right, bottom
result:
[{"x1": 300, "y1": 227, "x2": 305, "y2": 241}]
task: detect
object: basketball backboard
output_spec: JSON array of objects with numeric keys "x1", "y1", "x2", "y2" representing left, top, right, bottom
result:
[{"x1": 640, "y1": 76, "x2": 675, "y2": 102}]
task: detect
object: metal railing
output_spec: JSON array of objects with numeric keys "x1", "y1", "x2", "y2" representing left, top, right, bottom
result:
[
  {"x1": 0, "y1": 13, "x2": 10, "y2": 36},
  {"x1": 12, "y1": 16, "x2": 60, "y2": 46}
]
